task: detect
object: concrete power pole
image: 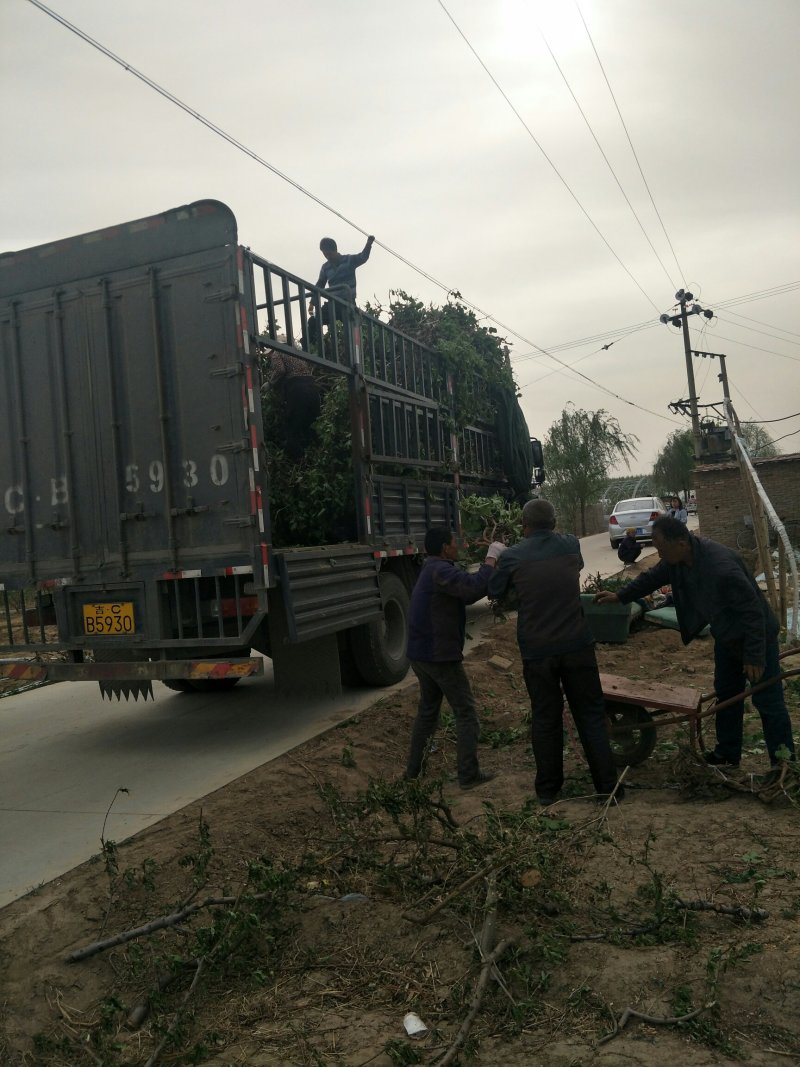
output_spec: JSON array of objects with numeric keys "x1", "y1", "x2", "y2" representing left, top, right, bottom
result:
[{"x1": 661, "y1": 290, "x2": 714, "y2": 460}]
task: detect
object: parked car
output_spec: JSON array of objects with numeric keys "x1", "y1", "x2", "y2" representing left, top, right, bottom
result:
[
  {"x1": 608, "y1": 497, "x2": 668, "y2": 548},
  {"x1": 686, "y1": 498, "x2": 697, "y2": 515}
]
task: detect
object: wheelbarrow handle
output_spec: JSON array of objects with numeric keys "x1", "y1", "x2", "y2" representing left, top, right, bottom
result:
[{"x1": 699, "y1": 665, "x2": 800, "y2": 716}]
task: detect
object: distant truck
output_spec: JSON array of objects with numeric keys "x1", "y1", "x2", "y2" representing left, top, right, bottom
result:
[{"x1": 0, "y1": 201, "x2": 542, "y2": 700}]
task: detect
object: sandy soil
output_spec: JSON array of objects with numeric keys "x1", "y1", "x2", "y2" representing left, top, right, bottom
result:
[{"x1": 2, "y1": 559, "x2": 800, "y2": 1067}]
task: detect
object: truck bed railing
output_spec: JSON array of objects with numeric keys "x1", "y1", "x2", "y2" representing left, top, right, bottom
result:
[
  {"x1": 248, "y1": 253, "x2": 502, "y2": 482},
  {"x1": 1, "y1": 587, "x2": 58, "y2": 652}
]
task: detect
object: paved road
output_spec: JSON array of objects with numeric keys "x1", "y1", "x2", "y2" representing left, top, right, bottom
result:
[
  {"x1": 0, "y1": 603, "x2": 497, "y2": 907},
  {"x1": 579, "y1": 515, "x2": 698, "y2": 578},
  {"x1": 0, "y1": 519, "x2": 697, "y2": 908}
]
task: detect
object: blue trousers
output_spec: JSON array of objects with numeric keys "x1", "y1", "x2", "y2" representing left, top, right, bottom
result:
[{"x1": 713, "y1": 634, "x2": 795, "y2": 765}]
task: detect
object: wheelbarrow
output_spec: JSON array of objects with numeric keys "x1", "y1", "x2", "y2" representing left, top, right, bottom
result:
[{"x1": 601, "y1": 646, "x2": 800, "y2": 769}]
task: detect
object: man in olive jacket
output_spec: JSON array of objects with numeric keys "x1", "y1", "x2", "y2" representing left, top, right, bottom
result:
[{"x1": 597, "y1": 516, "x2": 794, "y2": 769}]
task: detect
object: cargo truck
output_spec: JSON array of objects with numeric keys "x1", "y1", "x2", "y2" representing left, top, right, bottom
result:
[{"x1": 0, "y1": 201, "x2": 543, "y2": 700}]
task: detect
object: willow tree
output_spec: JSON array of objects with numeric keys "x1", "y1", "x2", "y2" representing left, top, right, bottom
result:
[
  {"x1": 653, "y1": 428, "x2": 694, "y2": 498},
  {"x1": 544, "y1": 406, "x2": 638, "y2": 535},
  {"x1": 740, "y1": 422, "x2": 780, "y2": 458}
]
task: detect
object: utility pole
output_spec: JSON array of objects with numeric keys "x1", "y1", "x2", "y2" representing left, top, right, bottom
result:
[
  {"x1": 689, "y1": 348, "x2": 741, "y2": 437},
  {"x1": 715, "y1": 352, "x2": 741, "y2": 434},
  {"x1": 660, "y1": 290, "x2": 714, "y2": 459}
]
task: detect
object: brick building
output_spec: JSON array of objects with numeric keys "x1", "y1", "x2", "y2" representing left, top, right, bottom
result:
[{"x1": 693, "y1": 452, "x2": 800, "y2": 549}]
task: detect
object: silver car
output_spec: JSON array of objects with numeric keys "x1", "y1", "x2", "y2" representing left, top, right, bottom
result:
[{"x1": 608, "y1": 497, "x2": 667, "y2": 548}]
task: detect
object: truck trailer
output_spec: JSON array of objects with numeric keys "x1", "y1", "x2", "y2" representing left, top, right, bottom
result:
[{"x1": 0, "y1": 201, "x2": 542, "y2": 700}]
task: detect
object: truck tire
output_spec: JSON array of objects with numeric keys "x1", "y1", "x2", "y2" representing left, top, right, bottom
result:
[
  {"x1": 187, "y1": 677, "x2": 240, "y2": 692},
  {"x1": 349, "y1": 572, "x2": 410, "y2": 686},
  {"x1": 606, "y1": 702, "x2": 657, "y2": 768},
  {"x1": 161, "y1": 677, "x2": 240, "y2": 693},
  {"x1": 162, "y1": 679, "x2": 196, "y2": 693}
]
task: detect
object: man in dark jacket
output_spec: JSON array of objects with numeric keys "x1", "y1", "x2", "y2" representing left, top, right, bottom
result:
[
  {"x1": 596, "y1": 516, "x2": 794, "y2": 770},
  {"x1": 488, "y1": 499, "x2": 621, "y2": 806},
  {"x1": 405, "y1": 527, "x2": 505, "y2": 789}
]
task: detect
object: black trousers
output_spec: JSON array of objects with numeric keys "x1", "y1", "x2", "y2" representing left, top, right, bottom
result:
[
  {"x1": 283, "y1": 376, "x2": 321, "y2": 459},
  {"x1": 406, "y1": 660, "x2": 481, "y2": 784},
  {"x1": 307, "y1": 286, "x2": 354, "y2": 345},
  {"x1": 523, "y1": 645, "x2": 618, "y2": 800}
]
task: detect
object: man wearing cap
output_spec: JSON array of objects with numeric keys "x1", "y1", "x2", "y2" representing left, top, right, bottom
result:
[{"x1": 488, "y1": 499, "x2": 621, "y2": 806}]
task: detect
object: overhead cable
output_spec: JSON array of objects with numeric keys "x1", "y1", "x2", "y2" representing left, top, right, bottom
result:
[
  {"x1": 28, "y1": 0, "x2": 678, "y2": 426},
  {"x1": 574, "y1": 1, "x2": 686, "y2": 285},
  {"x1": 514, "y1": 319, "x2": 655, "y2": 362},
  {"x1": 714, "y1": 313, "x2": 800, "y2": 348},
  {"x1": 435, "y1": 0, "x2": 662, "y2": 314},
  {"x1": 730, "y1": 379, "x2": 764, "y2": 420},
  {"x1": 742, "y1": 411, "x2": 800, "y2": 425},
  {"x1": 691, "y1": 329, "x2": 800, "y2": 364},
  {"x1": 722, "y1": 307, "x2": 800, "y2": 340},
  {"x1": 713, "y1": 280, "x2": 800, "y2": 309},
  {"x1": 771, "y1": 426, "x2": 800, "y2": 446},
  {"x1": 538, "y1": 26, "x2": 676, "y2": 288}
]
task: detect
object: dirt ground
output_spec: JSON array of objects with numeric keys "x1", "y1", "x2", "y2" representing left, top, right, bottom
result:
[{"x1": 2, "y1": 559, "x2": 800, "y2": 1067}]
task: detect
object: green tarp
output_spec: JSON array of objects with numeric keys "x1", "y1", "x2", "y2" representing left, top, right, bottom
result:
[
  {"x1": 493, "y1": 387, "x2": 532, "y2": 499},
  {"x1": 645, "y1": 606, "x2": 711, "y2": 637}
]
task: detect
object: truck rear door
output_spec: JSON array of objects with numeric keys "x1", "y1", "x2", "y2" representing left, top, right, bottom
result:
[{"x1": 0, "y1": 200, "x2": 268, "y2": 592}]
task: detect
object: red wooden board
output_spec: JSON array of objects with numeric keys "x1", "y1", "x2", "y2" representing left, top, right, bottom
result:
[{"x1": 600, "y1": 672, "x2": 702, "y2": 713}]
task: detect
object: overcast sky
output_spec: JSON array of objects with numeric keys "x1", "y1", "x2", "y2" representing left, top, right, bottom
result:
[{"x1": 2, "y1": 0, "x2": 799, "y2": 473}]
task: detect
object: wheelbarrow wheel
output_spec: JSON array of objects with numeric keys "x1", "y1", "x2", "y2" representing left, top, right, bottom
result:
[{"x1": 606, "y1": 701, "x2": 657, "y2": 767}]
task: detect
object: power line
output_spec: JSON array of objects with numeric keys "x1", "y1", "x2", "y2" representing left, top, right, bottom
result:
[
  {"x1": 512, "y1": 319, "x2": 656, "y2": 363},
  {"x1": 17, "y1": 3, "x2": 549, "y2": 358},
  {"x1": 722, "y1": 307, "x2": 800, "y2": 340},
  {"x1": 771, "y1": 426, "x2": 800, "y2": 447},
  {"x1": 538, "y1": 27, "x2": 676, "y2": 288},
  {"x1": 574, "y1": 1, "x2": 686, "y2": 285},
  {"x1": 730, "y1": 378, "x2": 764, "y2": 421},
  {"x1": 29, "y1": 0, "x2": 678, "y2": 428},
  {"x1": 690, "y1": 328, "x2": 800, "y2": 364},
  {"x1": 742, "y1": 411, "x2": 800, "y2": 425},
  {"x1": 524, "y1": 278, "x2": 799, "y2": 369},
  {"x1": 519, "y1": 345, "x2": 606, "y2": 390},
  {"x1": 714, "y1": 312, "x2": 800, "y2": 348},
  {"x1": 713, "y1": 280, "x2": 800, "y2": 309},
  {"x1": 435, "y1": 0, "x2": 662, "y2": 314}
]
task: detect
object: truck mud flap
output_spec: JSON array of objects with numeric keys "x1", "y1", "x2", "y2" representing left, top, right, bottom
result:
[
  {"x1": 275, "y1": 547, "x2": 383, "y2": 643},
  {"x1": 99, "y1": 680, "x2": 153, "y2": 702},
  {"x1": 94, "y1": 648, "x2": 152, "y2": 702}
]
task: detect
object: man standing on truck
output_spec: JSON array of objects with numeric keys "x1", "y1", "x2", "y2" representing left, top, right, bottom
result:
[
  {"x1": 404, "y1": 528, "x2": 506, "y2": 790},
  {"x1": 488, "y1": 499, "x2": 622, "y2": 806},
  {"x1": 308, "y1": 235, "x2": 375, "y2": 341},
  {"x1": 595, "y1": 516, "x2": 795, "y2": 778}
]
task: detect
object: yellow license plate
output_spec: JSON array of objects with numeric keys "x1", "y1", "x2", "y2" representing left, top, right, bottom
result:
[{"x1": 82, "y1": 602, "x2": 136, "y2": 635}]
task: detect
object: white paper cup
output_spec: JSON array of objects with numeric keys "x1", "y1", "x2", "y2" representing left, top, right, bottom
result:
[{"x1": 403, "y1": 1012, "x2": 428, "y2": 1039}]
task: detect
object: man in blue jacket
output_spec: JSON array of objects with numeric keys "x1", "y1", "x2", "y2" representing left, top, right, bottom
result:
[
  {"x1": 596, "y1": 516, "x2": 794, "y2": 771},
  {"x1": 405, "y1": 527, "x2": 505, "y2": 789},
  {"x1": 488, "y1": 499, "x2": 620, "y2": 806}
]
